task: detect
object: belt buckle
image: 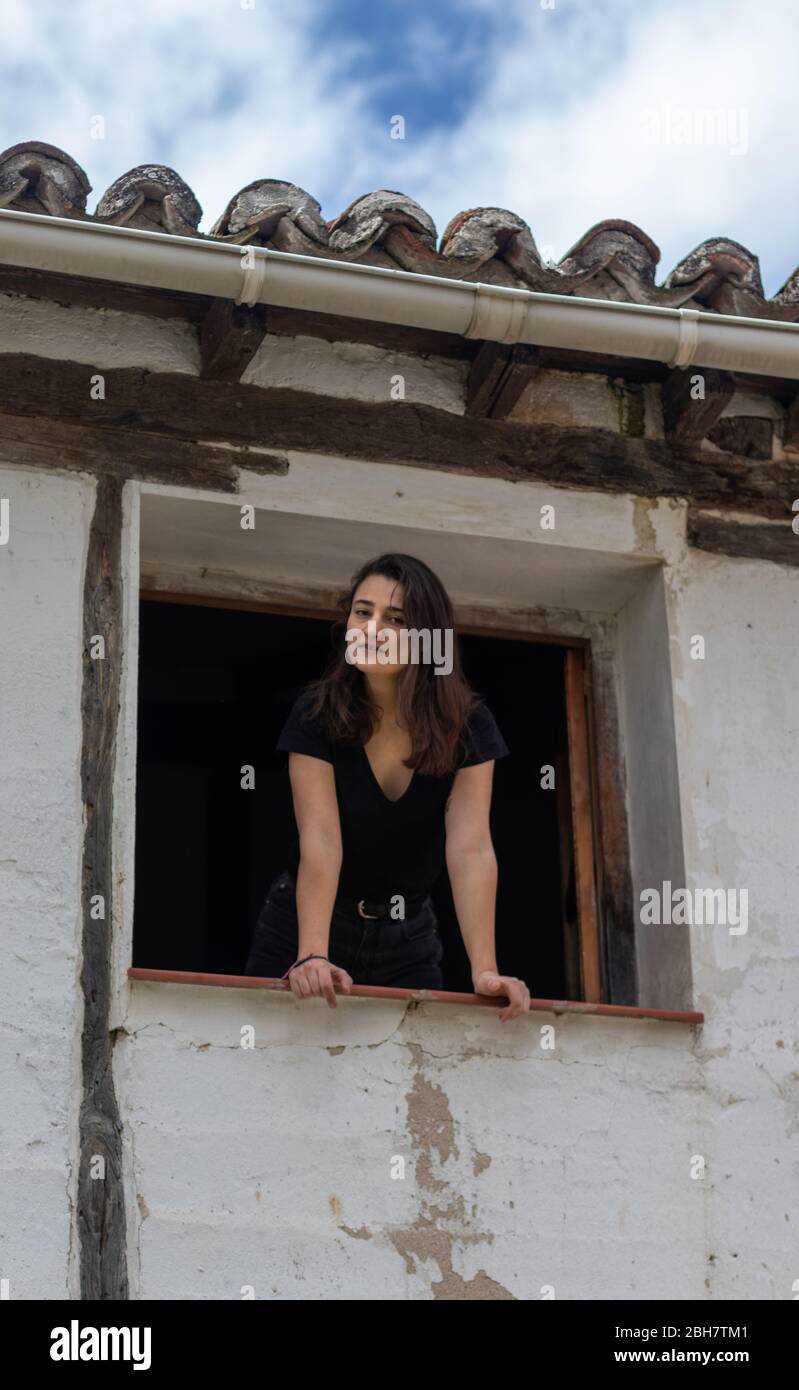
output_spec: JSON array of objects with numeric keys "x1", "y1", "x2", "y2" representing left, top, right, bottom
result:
[{"x1": 357, "y1": 899, "x2": 381, "y2": 920}]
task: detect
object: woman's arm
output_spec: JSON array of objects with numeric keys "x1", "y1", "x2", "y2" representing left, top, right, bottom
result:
[
  {"x1": 288, "y1": 752, "x2": 343, "y2": 959},
  {"x1": 444, "y1": 762, "x2": 500, "y2": 979},
  {"x1": 445, "y1": 761, "x2": 531, "y2": 1022}
]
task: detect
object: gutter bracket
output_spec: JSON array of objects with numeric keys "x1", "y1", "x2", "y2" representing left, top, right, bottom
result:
[
  {"x1": 235, "y1": 247, "x2": 267, "y2": 307},
  {"x1": 667, "y1": 307, "x2": 701, "y2": 369},
  {"x1": 463, "y1": 284, "x2": 529, "y2": 344}
]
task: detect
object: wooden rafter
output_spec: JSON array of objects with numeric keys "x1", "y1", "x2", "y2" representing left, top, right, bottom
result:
[
  {"x1": 199, "y1": 298, "x2": 268, "y2": 381},
  {"x1": 661, "y1": 365, "x2": 735, "y2": 443},
  {"x1": 466, "y1": 341, "x2": 540, "y2": 418}
]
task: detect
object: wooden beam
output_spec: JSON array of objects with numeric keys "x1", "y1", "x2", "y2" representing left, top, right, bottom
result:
[
  {"x1": 586, "y1": 643, "x2": 638, "y2": 1004},
  {"x1": 0, "y1": 352, "x2": 796, "y2": 518},
  {"x1": 0, "y1": 263, "x2": 208, "y2": 321},
  {"x1": 466, "y1": 342, "x2": 539, "y2": 418},
  {"x1": 687, "y1": 511, "x2": 799, "y2": 567},
  {"x1": 564, "y1": 648, "x2": 602, "y2": 1003},
  {"x1": 553, "y1": 747, "x2": 581, "y2": 1001},
  {"x1": 199, "y1": 298, "x2": 268, "y2": 381},
  {"x1": 661, "y1": 366, "x2": 735, "y2": 443},
  {"x1": 78, "y1": 473, "x2": 128, "y2": 1298},
  {"x1": 466, "y1": 341, "x2": 508, "y2": 416},
  {"x1": 0, "y1": 411, "x2": 289, "y2": 490}
]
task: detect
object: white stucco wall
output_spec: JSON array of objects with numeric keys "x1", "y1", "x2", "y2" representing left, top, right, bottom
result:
[
  {"x1": 1, "y1": 293, "x2": 796, "y2": 1300},
  {"x1": 0, "y1": 463, "x2": 94, "y2": 1299},
  {"x1": 664, "y1": 545, "x2": 799, "y2": 1298},
  {"x1": 121, "y1": 984, "x2": 706, "y2": 1300}
]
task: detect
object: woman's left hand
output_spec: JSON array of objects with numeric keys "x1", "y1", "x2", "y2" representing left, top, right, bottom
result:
[{"x1": 473, "y1": 971, "x2": 531, "y2": 1022}]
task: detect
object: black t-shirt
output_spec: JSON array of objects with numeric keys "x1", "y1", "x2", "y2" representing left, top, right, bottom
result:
[{"x1": 275, "y1": 688, "x2": 509, "y2": 902}]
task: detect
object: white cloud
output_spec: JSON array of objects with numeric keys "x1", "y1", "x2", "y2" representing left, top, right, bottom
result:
[
  {"x1": 1, "y1": 0, "x2": 796, "y2": 294},
  {"x1": 0, "y1": 0, "x2": 377, "y2": 226},
  {"x1": 398, "y1": 0, "x2": 799, "y2": 293}
]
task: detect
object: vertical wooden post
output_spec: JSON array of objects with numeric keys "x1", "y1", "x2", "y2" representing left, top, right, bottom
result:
[
  {"x1": 553, "y1": 748, "x2": 581, "y2": 1000},
  {"x1": 564, "y1": 648, "x2": 602, "y2": 1002},
  {"x1": 78, "y1": 474, "x2": 129, "y2": 1299}
]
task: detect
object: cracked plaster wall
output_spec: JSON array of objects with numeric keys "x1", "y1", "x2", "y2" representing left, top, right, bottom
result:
[{"x1": 119, "y1": 985, "x2": 709, "y2": 1300}]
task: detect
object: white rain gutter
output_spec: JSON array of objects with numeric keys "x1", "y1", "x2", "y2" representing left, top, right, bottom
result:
[{"x1": 1, "y1": 206, "x2": 798, "y2": 379}]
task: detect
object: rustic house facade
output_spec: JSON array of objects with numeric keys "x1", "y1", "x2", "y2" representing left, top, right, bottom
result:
[{"x1": 0, "y1": 142, "x2": 797, "y2": 1301}]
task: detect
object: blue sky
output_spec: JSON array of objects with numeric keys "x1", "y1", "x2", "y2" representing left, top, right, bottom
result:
[{"x1": 2, "y1": 0, "x2": 797, "y2": 296}]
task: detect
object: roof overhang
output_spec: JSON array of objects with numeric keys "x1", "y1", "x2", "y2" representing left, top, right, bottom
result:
[{"x1": 2, "y1": 207, "x2": 799, "y2": 380}]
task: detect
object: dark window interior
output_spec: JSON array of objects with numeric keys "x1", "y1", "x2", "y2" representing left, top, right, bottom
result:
[{"x1": 134, "y1": 598, "x2": 576, "y2": 998}]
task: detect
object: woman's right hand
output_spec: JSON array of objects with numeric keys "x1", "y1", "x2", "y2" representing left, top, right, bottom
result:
[{"x1": 287, "y1": 957, "x2": 353, "y2": 1008}]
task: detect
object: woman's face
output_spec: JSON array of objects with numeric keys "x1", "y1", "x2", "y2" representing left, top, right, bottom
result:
[{"x1": 346, "y1": 574, "x2": 408, "y2": 676}]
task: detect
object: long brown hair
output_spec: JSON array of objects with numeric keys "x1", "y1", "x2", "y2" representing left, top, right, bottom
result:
[{"x1": 303, "y1": 553, "x2": 477, "y2": 776}]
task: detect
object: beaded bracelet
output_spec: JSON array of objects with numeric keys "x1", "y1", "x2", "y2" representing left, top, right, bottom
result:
[{"x1": 281, "y1": 953, "x2": 330, "y2": 980}]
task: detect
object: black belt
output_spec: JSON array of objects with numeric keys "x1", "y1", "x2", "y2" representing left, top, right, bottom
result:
[
  {"x1": 281, "y1": 872, "x2": 428, "y2": 923},
  {"x1": 342, "y1": 892, "x2": 429, "y2": 922}
]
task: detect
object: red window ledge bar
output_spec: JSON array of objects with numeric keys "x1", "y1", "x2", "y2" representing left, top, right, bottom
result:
[{"x1": 128, "y1": 968, "x2": 704, "y2": 1024}]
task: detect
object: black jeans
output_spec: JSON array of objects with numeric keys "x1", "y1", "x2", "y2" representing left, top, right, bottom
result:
[{"x1": 245, "y1": 869, "x2": 444, "y2": 989}]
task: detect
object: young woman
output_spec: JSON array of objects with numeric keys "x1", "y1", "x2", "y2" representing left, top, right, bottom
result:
[{"x1": 245, "y1": 552, "x2": 531, "y2": 1023}]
